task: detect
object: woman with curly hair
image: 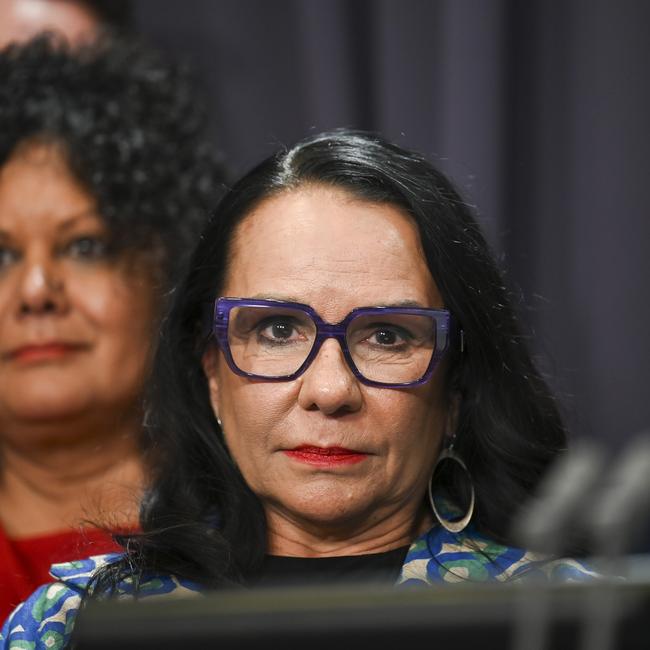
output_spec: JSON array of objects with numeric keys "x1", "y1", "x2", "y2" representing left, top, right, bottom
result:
[{"x1": 0, "y1": 34, "x2": 222, "y2": 619}]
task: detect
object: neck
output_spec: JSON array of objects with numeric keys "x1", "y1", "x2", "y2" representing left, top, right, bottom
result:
[
  {"x1": 0, "y1": 411, "x2": 145, "y2": 538},
  {"x1": 265, "y1": 502, "x2": 433, "y2": 557}
]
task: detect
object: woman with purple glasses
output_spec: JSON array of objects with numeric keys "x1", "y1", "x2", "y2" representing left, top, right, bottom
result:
[{"x1": 2, "y1": 130, "x2": 594, "y2": 648}]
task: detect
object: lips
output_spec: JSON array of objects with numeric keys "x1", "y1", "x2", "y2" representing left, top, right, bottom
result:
[
  {"x1": 283, "y1": 445, "x2": 368, "y2": 466},
  {"x1": 6, "y1": 342, "x2": 88, "y2": 363}
]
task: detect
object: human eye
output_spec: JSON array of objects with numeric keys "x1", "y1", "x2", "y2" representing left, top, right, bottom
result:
[
  {"x1": 0, "y1": 245, "x2": 20, "y2": 270},
  {"x1": 365, "y1": 323, "x2": 413, "y2": 349},
  {"x1": 63, "y1": 235, "x2": 109, "y2": 261},
  {"x1": 257, "y1": 315, "x2": 306, "y2": 346}
]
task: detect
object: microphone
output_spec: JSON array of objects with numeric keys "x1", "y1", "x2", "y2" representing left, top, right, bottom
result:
[{"x1": 510, "y1": 431, "x2": 650, "y2": 650}]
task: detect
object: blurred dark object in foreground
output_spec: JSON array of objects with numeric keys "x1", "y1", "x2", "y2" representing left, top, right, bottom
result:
[
  {"x1": 512, "y1": 433, "x2": 650, "y2": 559},
  {"x1": 72, "y1": 572, "x2": 650, "y2": 650}
]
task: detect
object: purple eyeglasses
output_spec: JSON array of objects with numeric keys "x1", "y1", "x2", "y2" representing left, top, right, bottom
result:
[{"x1": 211, "y1": 297, "x2": 458, "y2": 388}]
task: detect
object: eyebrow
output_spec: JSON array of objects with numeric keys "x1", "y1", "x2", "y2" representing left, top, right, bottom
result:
[
  {"x1": 249, "y1": 293, "x2": 304, "y2": 303},
  {"x1": 377, "y1": 299, "x2": 429, "y2": 309},
  {"x1": 248, "y1": 294, "x2": 429, "y2": 309},
  {"x1": 0, "y1": 209, "x2": 102, "y2": 241},
  {"x1": 56, "y1": 209, "x2": 102, "y2": 232}
]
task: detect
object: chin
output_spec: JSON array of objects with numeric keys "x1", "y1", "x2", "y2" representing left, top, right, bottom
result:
[
  {"x1": 285, "y1": 493, "x2": 375, "y2": 529},
  {"x1": 2, "y1": 387, "x2": 95, "y2": 422}
]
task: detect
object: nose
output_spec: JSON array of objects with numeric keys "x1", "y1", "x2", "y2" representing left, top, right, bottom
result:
[
  {"x1": 17, "y1": 253, "x2": 67, "y2": 316},
  {"x1": 297, "y1": 338, "x2": 363, "y2": 415}
]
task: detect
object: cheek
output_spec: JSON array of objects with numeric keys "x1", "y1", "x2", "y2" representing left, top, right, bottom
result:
[
  {"x1": 219, "y1": 397, "x2": 273, "y2": 495},
  {"x1": 375, "y1": 387, "x2": 447, "y2": 472},
  {"x1": 0, "y1": 287, "x2": 12, "y2": 338},
  {"x1": 71, "y1": 272, "x2": 156, "y2": 348},
  {"x1": 220, "y1": 379, "x2": 292, "y2": 443},
  {"x1": 68, "y1": 271, "x2": 158, "y2": 404},
  {"x1": 216, "y1": 371, "x2": 297, "y2": 474}
]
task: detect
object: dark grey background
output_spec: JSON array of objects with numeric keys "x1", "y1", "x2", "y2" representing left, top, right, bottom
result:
[{"x1": 132, "y1": 0, "x2": 649, "y2": 448}]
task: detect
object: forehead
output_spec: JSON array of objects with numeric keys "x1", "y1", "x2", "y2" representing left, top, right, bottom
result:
[
  {"x1": 0, "y1": 0, "x2": 99, "y2": 49},
  {"x1": 0, "y1": 143, "x2": 99, "y2": 234},
  {"x1": 224, "y1": 185, "x2": 443, "y2": 317}
]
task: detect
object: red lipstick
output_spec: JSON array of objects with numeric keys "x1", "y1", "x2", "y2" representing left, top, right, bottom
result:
[
  {"x1": 283, "y1": 446, "x2": 368, "y2": 466},
  {"x1": 9, "y1": 343, "x2": 86, "y2": 364}
]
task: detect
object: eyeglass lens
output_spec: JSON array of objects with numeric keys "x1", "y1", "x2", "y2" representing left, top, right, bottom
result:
[{"x1": 227, "y1": 305, "x2": 436, "y2": 383}]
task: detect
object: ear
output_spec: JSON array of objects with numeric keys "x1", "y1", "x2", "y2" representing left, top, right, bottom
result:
[{"x1": 201, "y1": 346, "x2": 222, "y2": 423}]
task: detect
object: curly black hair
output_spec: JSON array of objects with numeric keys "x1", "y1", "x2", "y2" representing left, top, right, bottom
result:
[{"x1": 0, "y1": 33, "x2": 224, "y2": 285}]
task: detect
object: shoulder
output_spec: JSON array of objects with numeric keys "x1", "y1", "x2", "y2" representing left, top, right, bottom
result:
[
  {"x1": 1, "y1": 554, "x2": 202, "y2": 649},
  {"x1": 398, "y1": 525, "x2": 598, "y2": 585},
  {"x1": 1, "y1": 581, "x2": 80, "y2": 649},
  {"x1": 1, "y1": 554, "x2": 118, "y2": 649}
]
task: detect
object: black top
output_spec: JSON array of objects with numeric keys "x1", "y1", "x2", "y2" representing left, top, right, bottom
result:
[{"x1": 253, "y1": 545, "x2": 410, "y2": 587}]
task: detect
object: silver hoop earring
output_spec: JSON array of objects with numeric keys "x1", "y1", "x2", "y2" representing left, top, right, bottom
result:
[
  {"x1": 428, "y1": 444, "x2": 475, "y2": 534},
  {"x1": 216, "y1": 416, "x2": 222, "y2": 429}
]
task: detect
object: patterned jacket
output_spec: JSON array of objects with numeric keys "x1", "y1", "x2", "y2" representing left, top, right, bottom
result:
[{"x1": 0, "y1": 524, "x2": 596, "y2": 649}]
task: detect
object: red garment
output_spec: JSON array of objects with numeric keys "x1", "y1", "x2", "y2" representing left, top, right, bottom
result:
[{"x1": 0, "y1": 525, "x2": 124, "y2": 622}]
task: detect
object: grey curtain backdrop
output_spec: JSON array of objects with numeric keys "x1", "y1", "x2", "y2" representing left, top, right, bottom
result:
[{"x1": 133, "y1": 0, "x2": 649, "y2": 448}]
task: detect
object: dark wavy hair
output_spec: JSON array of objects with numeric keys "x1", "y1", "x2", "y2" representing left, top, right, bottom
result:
[
  {"x1": 90, "y1": 129, "x2": 568, "y2": 592},
  {"x1": 0, "y1": 33, "x2": 223, "y2": 285}
]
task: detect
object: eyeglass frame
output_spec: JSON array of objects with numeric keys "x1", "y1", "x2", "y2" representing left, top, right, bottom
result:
[{"x1": 209, "y1": 297, "x2": 460, "y2": 389}]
